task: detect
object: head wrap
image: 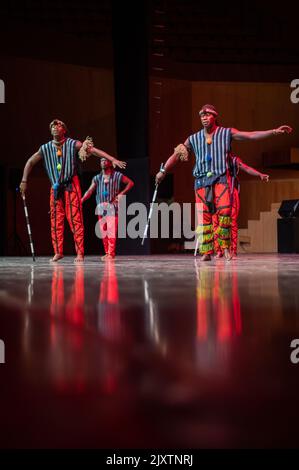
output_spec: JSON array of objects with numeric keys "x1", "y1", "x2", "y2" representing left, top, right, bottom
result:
[{"x1": 199, "y1": 104, "x2": 218, "y2": 116}]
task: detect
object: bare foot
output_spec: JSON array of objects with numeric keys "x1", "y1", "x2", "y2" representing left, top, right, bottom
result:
[
  {"x1": 200, "y1": 254, "x2": 211, "y2": 261},
  {"x1": 224, "y1": 248, "x2": 232, "y2": 261},
  {"x1": 74, "y1": 254, "x2": 84, "y2": 263},
  {"x1": 102, "y1": 254, "x2": 115, "y2": 261},
  {"x1": 50, "y1": 254, "x2": 64, "y2": 262},
  {"x1": 215, "y1": 252, "x2": 223, "y2": 259}
]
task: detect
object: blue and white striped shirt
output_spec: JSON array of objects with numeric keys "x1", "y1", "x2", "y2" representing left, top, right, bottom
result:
[
  {"x1": 40, "y1": 138, "x2": 78, "y2": 186},
  {"x1": 93, "y1": 171, "x2": 123, "y2": 214},
  {"x1": 187, "y1": 127, "x2": 232, "y2": 179}
]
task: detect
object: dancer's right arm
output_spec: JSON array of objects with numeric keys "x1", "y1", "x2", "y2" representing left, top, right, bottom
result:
[
  {"x1": 19, "y1": 151, "x2": 43, "y2": 195},
  {"x1": 155, "y1": 139, "x2": 191, "y2": 184},
  {"x1": 81, "y1": 181, "x2": 96, "y2": 203}
]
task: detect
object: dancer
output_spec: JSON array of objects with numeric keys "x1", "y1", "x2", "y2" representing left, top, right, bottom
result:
[
  {"x1": 213, "y1": 154, "x2": 269, "y2": 259},
  {"x1": 155, "y1": 104, "x2": 292, "y2": 261},
  {"x1": 19, "y1": 119, "x2": 126, "y2": 263},
  {"x1": 81, "y1": 158, "x2": 134, "y2": 260}
]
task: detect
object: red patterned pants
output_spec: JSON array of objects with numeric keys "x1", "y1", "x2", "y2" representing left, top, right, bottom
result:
[
  {"x1": 97, "y1": 215, "x2": 118, "y2": 257},
  {"x1": 213, "y1": 187, "x2": 240, "y2": 255},
  {"x1": 195, "y1": 182, "x2": 231, "y2": 254},
  {"x1": 49, "y1": 175, "x2": 84, "y2": 256}
]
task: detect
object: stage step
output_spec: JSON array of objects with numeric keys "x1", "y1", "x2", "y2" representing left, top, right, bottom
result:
[{"x1": 237, "y1": 201, "x2": 282, "y2": 253}]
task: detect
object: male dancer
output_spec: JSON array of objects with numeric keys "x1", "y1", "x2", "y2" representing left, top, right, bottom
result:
[
  {"x1": 155, "y1": 104, "x2": 292, "y2": 261},
  {"x1": 81, "y1": 158, "x2": 134, "y2": 260},
  {"x1": 19, "y1": 119, "x2": 126, "y2": 262},
  {"x1": 213, "y1": 154, "x2": 269, "y2": 258}
]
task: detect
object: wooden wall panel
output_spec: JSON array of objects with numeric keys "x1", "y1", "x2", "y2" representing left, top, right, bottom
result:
[
  {"x1": 0, "y1": 56, "x2": 117, "y2": 172},
  {"x1": 191, "y1": 81, "x2": 299, "y2": 169},
  {"x1": 149, "y1": 77, "x2": 192, "y2": 176}
]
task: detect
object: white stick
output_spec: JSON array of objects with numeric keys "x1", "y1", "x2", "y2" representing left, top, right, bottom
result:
[
  {"x1": 21, "y1": 194, "x2": 36, "y2": 262},
  {"x1": 141, "y1": 163, "x2": 164, "y2": 245},
  {"x1": 194, "y1": 235, "x2": 199, "y2": 257}
]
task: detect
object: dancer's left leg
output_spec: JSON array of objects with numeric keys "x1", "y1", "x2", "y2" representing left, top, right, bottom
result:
[
  {"x1": 231, "y1": 188, "x2": 240, "y2": 257},
  {"x1": 65, "y1": 176, "x2": 84, "y2": 262},
  {"x1": 214, "y1": 182, "x2": 232, "y2": 260},
  {"x1": 195, "y1": 188, "x2": 213, "y2": 260},
  {"x1": 106, "y1": 215, "x2": 118, "y2": 258}
]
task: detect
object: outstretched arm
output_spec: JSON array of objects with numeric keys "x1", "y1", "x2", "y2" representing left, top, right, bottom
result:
[
  {"x1": 19, "y1": 151, "x2": 43, "y2": 195},
  {"x1": 155, "y1": 139, "x2": 190, "y2": 184},
  {"x1": 239, "y1": 161, "x2": 269, "y2": 181},
  {"x1": 76, "y1": 140, "x2": 126, "y2": 169},
  {"x1": 91, "y1": 147, "x2": 127, "y2": 169},
  {"x1": 81, "y1": 181, "x2": 96, "y2": 203},
  {"x1": 232, "y1": 125, "x2": 292, "y2": 141}
]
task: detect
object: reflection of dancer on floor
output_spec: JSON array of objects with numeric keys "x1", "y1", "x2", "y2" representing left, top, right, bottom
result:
[
  {"x1": 213, "y1": 154, "x2": 269, "y2": 259},
  {"x1": 155, "y1": 104, "x2": 292, "y2": 261},
  {"x1": 50, "y1": 265, "x2": 86, "y2": 387},
  {"x1": 19, "y1": 119, "x2": 126, "y2": 263},
  {"x1": 50, "y1": 265, "x2": 85, "y2": 327},
  {"x1": 194, "y1": 261, "x2": 242, "y2": 344},
  {"x1": 81, "y1": 158, "x2": 134, "y2": 260},
  {"x1": 98, "y1": 258, "x2": 121, "y2": 341}
]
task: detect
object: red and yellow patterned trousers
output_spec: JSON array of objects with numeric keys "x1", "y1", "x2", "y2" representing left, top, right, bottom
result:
[
  {"x1": 49, "y1": 175, "x2": 84, "y2": 256},
  {"x1": 213, "y1": 187, "x2": 240, "y2": 255},
  {"x1": 195, "y1": 182, "x2": 231, "y2": 254}
]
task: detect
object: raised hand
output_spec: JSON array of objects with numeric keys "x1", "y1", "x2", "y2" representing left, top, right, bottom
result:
[
  {"x1": 274, "y1": 125, "x2": 293, "y2": 135},
  {"x1": 113, "y1": 159, "x2": 127, "y2": 169}
]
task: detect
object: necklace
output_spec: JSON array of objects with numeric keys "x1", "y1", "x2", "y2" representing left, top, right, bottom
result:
[
  {"x1": 103, "y1": 171, "x2": 112, "y2": 184},
  {"x1": 53, "y1": 138, "x2": 66, "y2": 147},
  {"x1": 102, "y1": 173, "x2": 110, "y2": 197},
  {"x1": 204, "y1": 128, "x2": 217, "y2": 178},
  {"x1": 204, "y1": 127, "x2": 217, "y2": 145},
  {"x1": 53, "y1": 139, "x2": 66, "y2": 158}
]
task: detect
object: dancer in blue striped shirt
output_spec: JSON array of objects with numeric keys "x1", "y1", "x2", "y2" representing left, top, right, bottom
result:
[
  {"x1": 82, "y1": 158, "x2": 134, "y2": 260},
  {"x1": 156, "y1": 104, "x2": 292, "y2": 261},
  {"x1": 20, "y1": 119, "x2": 126, "y2": 263}
]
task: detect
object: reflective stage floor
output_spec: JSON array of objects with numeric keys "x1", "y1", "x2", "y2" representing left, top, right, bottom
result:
[{"x1": 0, "y1": 254, "x2": 299, "y2": 448}]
